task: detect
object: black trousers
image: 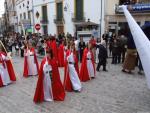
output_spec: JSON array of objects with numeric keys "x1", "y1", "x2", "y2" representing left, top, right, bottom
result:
[
  {"x1": 121, "y1": 51, "x2": 126, "y2": 63},
  {"x1": 79, "y1": 50, "x2": 84, "y2": 62},
  {"x1": 97, "y1": 58, "x2": 106, "y2": 70},
  {"x1": 112, "y1": 53, "x2": 117, "y2": 64},
  {"x1": 117, "y1": 53, "x2": 121, "y2": 64},
  {"x1": 21, "y1": 49, "x2": 24, "y2": 57}
]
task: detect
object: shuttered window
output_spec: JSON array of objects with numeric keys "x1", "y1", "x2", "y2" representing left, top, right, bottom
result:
[
  {"x1": 75, "y1": 0, "x2": 83, "y2": 20},
  {"x1": 57, "y1": 2, "x2": 63, "y2": 21},
  {"x1": 42, "y1": 5, "x2": 48, "y2": 21}
]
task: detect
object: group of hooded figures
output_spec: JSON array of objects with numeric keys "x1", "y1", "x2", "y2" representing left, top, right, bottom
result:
[{"x1": 0, "y1": 38, "x2": 96, "y2": 103}]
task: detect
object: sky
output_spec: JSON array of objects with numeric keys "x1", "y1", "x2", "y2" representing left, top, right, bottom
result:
[{"x1": 0, "y1": 0, "x2": 4, "y2": 17}]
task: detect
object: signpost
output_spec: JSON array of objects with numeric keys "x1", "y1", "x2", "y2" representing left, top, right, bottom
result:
[{"x1": 35, "y1": 24, "x2": 41, "y2": 31}]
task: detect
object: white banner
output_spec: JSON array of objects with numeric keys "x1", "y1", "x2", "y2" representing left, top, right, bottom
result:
[{"x1": 122, "y1": 5, "x2": 150, "y2": 89}]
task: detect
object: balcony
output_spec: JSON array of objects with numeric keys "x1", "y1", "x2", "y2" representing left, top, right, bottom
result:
[
  {"x1": 20, "y1": 19, "x2": 31, "y2": 25},
  {"x1": 40, "y1": 19, "x2": 49, "y2": 24},
  {"x1": 54, "y1": 15, "x2": 64, "y2": 25},
  {"x1": 115, "y1": 3, "x2": 150, "y2": 14},
  {"x1": 72, "y1": 13, "x2": 86, "y2": 23}
]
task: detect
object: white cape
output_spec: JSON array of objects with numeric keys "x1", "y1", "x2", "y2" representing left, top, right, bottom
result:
[{"x1": 122, "y1": 5, "x2": 150, "y2": 89}]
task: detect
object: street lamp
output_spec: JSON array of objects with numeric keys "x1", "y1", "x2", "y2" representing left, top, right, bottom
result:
[{"x1": 100, "y1": 0, "x2": 103, "y2": 38}]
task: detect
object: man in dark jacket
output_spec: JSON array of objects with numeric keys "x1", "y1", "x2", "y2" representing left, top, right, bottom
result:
[
  {"x1": 96, "y1": 42, "x2": 108, "y2": 71},
  {"x1": 78, "y1": 37, "x2": 86, "y2": 62}
]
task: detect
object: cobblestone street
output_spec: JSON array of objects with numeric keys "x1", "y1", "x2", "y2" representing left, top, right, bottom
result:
[{"x1": 0, "y1": 56, "x2": 150, "y2": 113}]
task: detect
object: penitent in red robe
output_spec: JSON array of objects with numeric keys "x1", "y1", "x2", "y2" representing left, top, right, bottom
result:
[
  {"x1": 63, "y1": 50, "x2": 81, "y2": 92},
  {"x1": 46, "y1": 39, "x2": 58, "y2": 62},
  {"x1": 0, "y1": 52, "x2": 16, "y2": 87},
  {"x1": 79, "y1": 48, "x2": 96, "y2": 82},
  {"x1": 63, "y1": 50, "x2": 73, "y2": 91},
  {"x1": 23, "y1": 48, "x2": 39, "y2": 77},
  {"x1": 58, "y1": 44, "x2": 64, "y2": 67},
  {"x1": 33, "y1": 57, "x2": 65, "y2": 103}
]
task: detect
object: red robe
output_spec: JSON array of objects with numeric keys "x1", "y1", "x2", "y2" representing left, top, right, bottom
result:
[
  {"x1": 46, "y1": 40, "x2": 51, "y2": 49},
  {"x1": 63, "y1": 50, "x2": 80, "y2": 91},
  {"x1": 64, "y1": 50, "x2": 72, "y2": 91},
  {"x1": 23, "y1": 48, "x2": 39, "y2": 77},
  {"x1": 47, "y1": 40, "x2": 58, "y2": 62},
  {"x1": 79, "y1": 48, "x2": 96, "y2": 82},
  {"x1": 0, "y1": 52, "x2": 16, "y2": 87},
  {"x1": 34, "y1": 57, "x2": 65, "y2": 103},
  {"x1": 58, "y1": 44, "x2": 64, "y2": 67},
  {"x1": 52, "y1": 40, "x2": 58, "y2": 61}
]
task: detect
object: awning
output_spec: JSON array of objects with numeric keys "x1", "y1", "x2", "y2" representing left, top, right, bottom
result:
[{"x1": 75, "y1": 21, "x2": 99, "y2": 27}]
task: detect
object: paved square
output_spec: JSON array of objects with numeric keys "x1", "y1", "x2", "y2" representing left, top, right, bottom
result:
[{"x1": 0, "y1": 56, "x2": 150, "y2": 113}]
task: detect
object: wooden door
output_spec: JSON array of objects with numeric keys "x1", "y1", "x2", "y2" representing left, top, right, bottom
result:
[{"x1": 57, "y1": 25, "x2": 64, "y2": 35}]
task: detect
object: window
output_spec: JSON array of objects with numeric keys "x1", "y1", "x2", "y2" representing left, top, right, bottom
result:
[
  {"x1": 42, "y1": 5, "x2": 48, "y2": 22},
  {"x1": 27, "y1": 1, "x2": 29, "y2": 4},
  {"x1": 23, "y1": 12, "x2": 26, "y2": 19},
  {"x1": 75, "y1": 0, "x2": 83, "y2": 20},
  {"x1": 28, "y1": 11, "x2": 31, "y2": 19},
  {"x1": 43, "y1": 25, "x2": 48, "y2": 35},
  {"x1": 56, "y1": 2, "x2": 63, "y2": 20},
  {"x1": 23, "y1": 3, "x2": 25, "y2": 7},
  {"x1": 20, "y1": 13, "x2": 22, "y2": 20},
  {"x1": 20, "y1": 5, "x2": 21, "y2": 9}
]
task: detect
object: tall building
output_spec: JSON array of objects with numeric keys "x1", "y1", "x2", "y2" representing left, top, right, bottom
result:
[
  {"x1": 105, "y1": 0, "x2": 150, "y2": 36},
  {"x1": 4, "y1": 0, "x2": 17, "y2": 32},
  {"x1": 0, "y1": 15, "x2": 5, "y2": 34},
  {"x1": 33, "y1": 0, "x2": 105, "y2": 39},
  {"x1": 16, "y1": 0, "x2": 34, "y2": 34}
]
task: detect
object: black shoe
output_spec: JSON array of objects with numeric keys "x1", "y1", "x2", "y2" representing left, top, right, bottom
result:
[
  {"x1": 128, "y1": 71, "x2": 132, "y2": 74},
  {"x1": 103, "y1": 69, "x2": 108, "y2": 72},
  {"x1": 96, "y1": 68, "x2": 100, "y2": 72},
  {"x1": 122, "y1": 69, "x2": 127, "y2": 73},
  {"x1": 138, "y1": 71, "x2": 143, "y2": 75},
  {"x1": 74, "y1": 90, "x2": 80, "y2": 93},
  {"x1": 91, "y1": 77, "x2": 95, "y2": 79}
]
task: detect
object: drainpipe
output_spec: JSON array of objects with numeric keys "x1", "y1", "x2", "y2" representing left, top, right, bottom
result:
[
  {"x1": 100, "y1": 0, "x2": 103, "y2": 38},
  {"x1": 32, "y1": 0, "x2": 35, "y2": 33}
]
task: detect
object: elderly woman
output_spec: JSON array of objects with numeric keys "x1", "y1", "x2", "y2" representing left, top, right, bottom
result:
[{"x1": 122, "y1": 35, "x2": 137, "y2": 74}]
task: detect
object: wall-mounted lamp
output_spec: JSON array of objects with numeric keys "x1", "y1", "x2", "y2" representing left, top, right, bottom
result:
[
  {"x1": 64, "y1": 6, "x2": 67, "y2": 12},
  {"x1": 36, "y1": 11, "x2": 40, "y2": 19}
]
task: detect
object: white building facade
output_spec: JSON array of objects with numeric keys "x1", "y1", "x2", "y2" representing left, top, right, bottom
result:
[
  {"x1": 33, "y1": 0, "x2": 56, "y2": 35},
  {"x1": 105, "y1": 0, "x2": 150, "y2": 36},
  {"x1": 16, "y1": 0, "x2": 34, "y2": 34},
  {"x1": 32, "y1": 0, "x2": 105, "y2": 38}
]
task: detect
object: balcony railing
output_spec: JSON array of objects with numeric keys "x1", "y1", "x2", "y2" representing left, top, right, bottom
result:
[
  {"x1": 20, "y1": 19, "x2": 31, "y2": 24},
  {"x1": 72, "y1": 13, "x2": 86, "y2": 22},
  {"x1": 40, "y1": 19, "x2": 49, "y2": 24},
  {"x1": 115, "y1": 3, "x2": 150, "y2": 14},
  {"x1": 53, "y1": 15, "x2": 64, "y2": 24}
]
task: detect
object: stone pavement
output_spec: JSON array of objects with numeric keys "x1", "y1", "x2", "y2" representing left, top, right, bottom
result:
[{"x1": 0, "y1": 56, "x2": 150, "y2": 113}]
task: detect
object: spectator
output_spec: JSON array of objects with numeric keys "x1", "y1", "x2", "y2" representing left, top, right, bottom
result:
[
  {"x1": 118, "y1": 35, "x2": 128, "y2": 63},
  {"x1": 122, "y1": 34, "x2": 137, "y2": 74},
  {"x1": 96, "y1": 38, "x2": 101, "y2": 64},
  {"x1": 96, "y1": 40, "x2": 108, "y2": 72},
  {"x1": 111, "y1": 39, "x2": 119, "y2": 64},
  {"x1": 78, "y1": 37, "x2": 86, "y2": 62},
  {"x1": 89, "y1": 36, "x2": 96, "y2": 62}
]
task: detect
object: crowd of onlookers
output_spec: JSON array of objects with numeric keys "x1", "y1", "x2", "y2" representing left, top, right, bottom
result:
[{"x1": 0, "y1": 31, "x2": 144, "y2": 75}]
